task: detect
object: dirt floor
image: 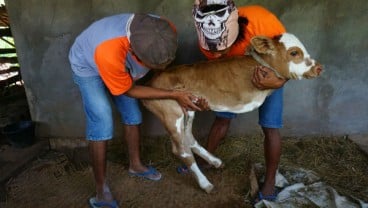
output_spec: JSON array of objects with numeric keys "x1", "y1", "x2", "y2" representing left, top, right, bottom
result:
[{"x1": 1, "y1": 135, "x2": 368, "y2": 208}]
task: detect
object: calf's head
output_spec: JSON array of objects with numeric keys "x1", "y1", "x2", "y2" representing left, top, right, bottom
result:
[{"x1": 249, "y1": 33, "x2": 323, "y2": 80}]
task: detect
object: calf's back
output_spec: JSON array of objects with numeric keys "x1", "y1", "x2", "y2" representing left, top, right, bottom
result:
[{"x1": 146, "y1": 56, "x2": 269, "y2": 112}]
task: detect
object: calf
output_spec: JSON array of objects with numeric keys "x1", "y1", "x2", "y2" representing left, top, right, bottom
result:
[{"x1": 142, "y1": 33, "x2": 322, "y2": 193}]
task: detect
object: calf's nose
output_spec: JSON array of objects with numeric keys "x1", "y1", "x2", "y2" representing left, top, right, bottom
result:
[{"x1": 315, "y1": 64, "x2": 323, "y2": 75}]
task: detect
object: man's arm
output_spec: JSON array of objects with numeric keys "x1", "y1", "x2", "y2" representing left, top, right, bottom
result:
[{"x1": 125, "y1": 85, "x2": 206, "y2": 111}]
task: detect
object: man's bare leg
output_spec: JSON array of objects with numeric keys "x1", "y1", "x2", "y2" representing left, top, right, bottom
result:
[
  {"x1": 89, "y1": 141, "x2": 113, "y2": 202},
  {"x1": 124, "y1": 124, "x2": 161, "y2": 180},
  {"x1": 206, "y1": 117, "x2": 231, "y2": 154},
  {"x1": 261, "y1": 127, "x2": 281, "y2": 196}
]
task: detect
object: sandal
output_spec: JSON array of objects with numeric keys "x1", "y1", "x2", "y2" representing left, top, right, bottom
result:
[
  {"x1": 128, "y1": 166, "x2": 162, "y2": 181},
  {"x1": 252, "y1": 190, "x2": 278, "y2": 205},
  {"x1": 89, "y1": 197, "x2": 118, "y2": 208},
  {"x1": 176, "y1": 165, "x2": 190, "y2": 174},
  {"x1": 176, "y1": 164, "x2": 210, "y2": 175}
]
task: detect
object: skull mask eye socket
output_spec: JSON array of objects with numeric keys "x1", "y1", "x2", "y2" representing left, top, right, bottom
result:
[
  {"x1": 201, "y1": 5, "x2": 226, "y2": 12},
  {"x1": 215, "y1": 9, "x2": 227, "y2": 17},
  {"x1": 195, "y1": 5, "x2": 229, "y2": 18}
]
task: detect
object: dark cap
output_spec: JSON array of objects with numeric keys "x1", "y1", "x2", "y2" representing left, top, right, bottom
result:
[{"x1": 129, "y1": 14, "x2": 178, "y2": 69}]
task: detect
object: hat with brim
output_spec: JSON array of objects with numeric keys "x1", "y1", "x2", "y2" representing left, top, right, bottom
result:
[{"x1": 129, "y1": 14, "x2": 178, "y2": 69}]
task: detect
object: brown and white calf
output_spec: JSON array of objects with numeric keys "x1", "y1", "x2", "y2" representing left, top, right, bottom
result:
[{"x1": 142, "y1": 33, "x2": 322, "y2": 193}]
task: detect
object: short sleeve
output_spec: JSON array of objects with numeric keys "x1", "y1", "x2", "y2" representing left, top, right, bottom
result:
[{"x1": 94, "y1": 37, "x2": 133, "y2": 96}]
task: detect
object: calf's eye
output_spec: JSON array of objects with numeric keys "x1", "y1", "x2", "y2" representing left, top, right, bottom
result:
[
  {"x1": 287, "y1": 47, "x2": 304, "y2": 63},
  {"x1": 290, "y1": 51, "x2": 299, "y2": 56}
]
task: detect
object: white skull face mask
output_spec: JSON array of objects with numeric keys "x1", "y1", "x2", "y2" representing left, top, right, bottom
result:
[{"x1": 193, "y1": 0, "x2": 239, "y2": 51}]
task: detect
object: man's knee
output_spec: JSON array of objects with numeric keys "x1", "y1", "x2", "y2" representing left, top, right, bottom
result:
[{"x1": 262, "y1": 127, "x2": 281, "y2": 139}]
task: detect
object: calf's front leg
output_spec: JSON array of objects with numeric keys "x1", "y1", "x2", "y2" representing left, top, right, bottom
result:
[
  {"x1": 166, "y1": 113, "x2": 214, "y2": 193},
  {"x1": 185, "y1": 111, "x2": 222, "y2": 168}
]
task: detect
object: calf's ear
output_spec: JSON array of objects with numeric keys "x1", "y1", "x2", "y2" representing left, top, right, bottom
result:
[{"x1": 250, "y1": 36, "x2": 275, "y2": 55}]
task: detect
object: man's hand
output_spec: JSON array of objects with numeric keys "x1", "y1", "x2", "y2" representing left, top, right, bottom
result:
[
  {"x1": 173, "y1": 91, "x2": 209, "y2": 113},
  {"x1": 251, "y1": 65, "x2": 288, "y2": 90},
  {"x1": 192, "y1": 96, "x2": 210, "y2": 111}
]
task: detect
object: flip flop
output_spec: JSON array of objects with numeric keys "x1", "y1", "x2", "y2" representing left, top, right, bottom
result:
[
  {"x1": 176, "y1": 165, "x2": 190, "y2": 174},
  {"x1": 252, "y1": 190, "x2": 278, "y2": 206},
  {"x1": 89, "y1": 197, "x2": 118, "y2": 208},
  {"x1": 128, "y1": 166, "x2": 162, "y2": 181},
  {"x1": 176, "y1": 164, "x2": 208, "y2": 175}
]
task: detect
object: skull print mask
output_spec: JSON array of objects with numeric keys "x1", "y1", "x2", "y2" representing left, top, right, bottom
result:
[{"x1": 193, "y1": 0, "x2": 239, "y2": 51}]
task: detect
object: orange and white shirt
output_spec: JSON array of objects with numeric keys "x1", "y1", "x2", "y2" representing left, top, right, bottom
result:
[{"x1": 69, "y1": 14, "x2": 154, "y2": 96}]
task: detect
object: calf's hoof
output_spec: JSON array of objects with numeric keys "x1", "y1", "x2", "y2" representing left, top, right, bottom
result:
[
  {"x1": 217, "y1": 163, "x2": 225, "y2": 169},
  {"x1": 212, "y1": 159, "x2": 223, "y2": 168},
  {"x1": 204, "y1": 184, "x2": 214, "y2": 194}
]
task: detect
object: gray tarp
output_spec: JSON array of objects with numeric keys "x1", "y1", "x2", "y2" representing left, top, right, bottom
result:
[{"x1": 254, "y1": 165, "x2": 368, "y2": 208}]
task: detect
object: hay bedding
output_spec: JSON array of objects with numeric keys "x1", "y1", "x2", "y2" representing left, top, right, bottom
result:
[{"x1": 0, "y1": 136, "x2": 367, "y2": 208}]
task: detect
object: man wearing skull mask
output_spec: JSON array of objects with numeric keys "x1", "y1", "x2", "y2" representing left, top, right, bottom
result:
[{"x1": 191, "y1": 0, "x2": 288, "y2": 203}]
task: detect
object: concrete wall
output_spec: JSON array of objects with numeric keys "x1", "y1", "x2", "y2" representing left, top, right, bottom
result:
[{"x1": 5, "y1": 0, "x2": 368, "y2": 141}]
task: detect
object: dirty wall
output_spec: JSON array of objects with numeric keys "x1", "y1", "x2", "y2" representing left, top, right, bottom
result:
[{"x1": 4, "y1": 0, "x2": 368, "y2": 142}]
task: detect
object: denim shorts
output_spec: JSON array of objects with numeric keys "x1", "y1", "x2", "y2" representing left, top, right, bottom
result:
[
  {"x1": 215, "y1": 87, "x2": 283, "y2": 128},
  {"x1": 73, "y1": 74, "x2": 142, "y2": 141}
]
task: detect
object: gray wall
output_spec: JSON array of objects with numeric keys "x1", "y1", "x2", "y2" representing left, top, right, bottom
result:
[{"x1": 5, "y1": 0, "x2": 368, "y2": 140}]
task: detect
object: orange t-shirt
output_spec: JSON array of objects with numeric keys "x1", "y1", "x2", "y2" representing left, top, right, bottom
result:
[
  {"x1": 94, "y1": 37, "x2": 134, "y2": 96},
  {"x1": 201, "y1": 5, "x2": 286, "y2": 59}
]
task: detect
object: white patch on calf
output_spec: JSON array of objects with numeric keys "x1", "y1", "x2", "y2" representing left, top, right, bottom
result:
[
  {"x1": 175, "y1": 115, "x2": 184, "y2": 134},
  {"x1": 212, "y1": 91, "x2": 269, "y2": 113},
  {"x1": 190, "y1": 163, "x2": 213, "y2": 191},
  {"x1": 190, "y1": 135, "x2": 222, "y2": 167},
  {"x1": 280, "y1": 33, "x2": 310, "y2": 57},
  {"x1": 289, "y1": 60, "x2": 316, "y2": 80},
  {"x1": 191, "y1": 141, "x2": 216, "y2": 162},
  {"x1": 280, "y1": 33, "x2": 316, "y2": 79},
  {"x1": 215, "y1": 101, "x2": 261, "y2": 113},
  {"x1": 187, "y1": 111, "x2": 195, "y2": 117},
  {"x1": 180, "y1": 152, "x2": 191, "y2": 158}
]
